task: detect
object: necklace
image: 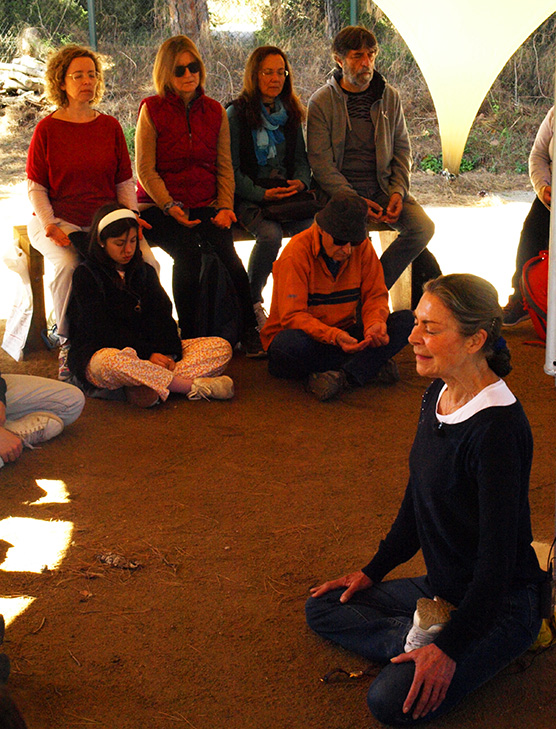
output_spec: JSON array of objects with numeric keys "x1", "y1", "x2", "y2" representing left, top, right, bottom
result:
[{"x1": 440, "y1": 388, "x2": 478, "y2": 415}]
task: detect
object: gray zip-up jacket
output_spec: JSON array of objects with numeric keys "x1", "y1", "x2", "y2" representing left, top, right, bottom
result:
[{"x1": 307, "y1": 71, "x2": 412, "y2": 201}]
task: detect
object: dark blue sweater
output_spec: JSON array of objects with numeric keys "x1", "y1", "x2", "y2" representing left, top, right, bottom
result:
[{"x1": 363, "y1": 378, "x2": 543, "y2": 660}]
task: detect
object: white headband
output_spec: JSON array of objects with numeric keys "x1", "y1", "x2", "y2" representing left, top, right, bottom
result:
[{"x1": 98, "y1": 209, "x2": 137, "y2": 235}]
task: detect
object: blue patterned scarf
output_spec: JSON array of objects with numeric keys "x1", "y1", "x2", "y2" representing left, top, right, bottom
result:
[{"x1": 252, "y1": 98, "x2": 288, "y2": 166}]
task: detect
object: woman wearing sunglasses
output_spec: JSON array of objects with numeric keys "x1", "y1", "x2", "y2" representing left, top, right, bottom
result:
[
  {"x1": 136, "y1": 35, "x2": 264, "y2": 356},
  {"x1": 227, "y1": 46, "x2": 313, "y2": 328},
  {"x1": 26, "y1": 44, "x2": 158, "y2": 348}
]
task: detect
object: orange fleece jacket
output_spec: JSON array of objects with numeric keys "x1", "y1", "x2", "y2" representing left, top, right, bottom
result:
[{"x1": 260, "y1": 223, "x2": 390, "y2": 349}]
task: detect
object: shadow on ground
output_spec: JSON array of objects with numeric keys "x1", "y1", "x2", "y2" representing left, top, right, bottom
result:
[{"x1": 0, "y1": 320, "x2": 555, "y2": 729}]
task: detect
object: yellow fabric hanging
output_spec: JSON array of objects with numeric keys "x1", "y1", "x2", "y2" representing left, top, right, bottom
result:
[{"x1": 374, "y1": 1, "x2": 556, "y2": 172}]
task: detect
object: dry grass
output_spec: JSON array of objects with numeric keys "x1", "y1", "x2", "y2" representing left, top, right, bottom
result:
[{"x1": 0, "y1": 4, "x2": 554, "y2": 190}]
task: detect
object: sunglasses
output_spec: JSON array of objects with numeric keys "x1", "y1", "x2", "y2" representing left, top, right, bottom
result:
[
  {"x1": 174, "y1": 61, "x2": 201, "y2": 77},
  {"x1": 333, "y1": 237, "x2": 362, "y2": 247}
]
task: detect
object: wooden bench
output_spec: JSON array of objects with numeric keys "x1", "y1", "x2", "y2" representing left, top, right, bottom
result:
[
  {"x1": 13, "y1": 224, "x2": 47, "y2": 353},
  {"x1": 235, "y1": 223, "x2": 411, "y2": 309},
  {"x1": 10, "y1": 224, "x2": 252, "y2": 355},
  {"x1": 11, "y1": 223, "x2": 410, "y2": 356}
]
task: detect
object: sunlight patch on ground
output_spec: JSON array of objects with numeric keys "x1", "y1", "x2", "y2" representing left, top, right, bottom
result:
[
  {"x1": 0, "y1": 517, "x2": 73, "y2": 573},
  {"x1": 27, "y1": 479, "x2": 71, "y2": 506},
  {"x1": 0, "y1": 597, "x2": 35, "y2": 627}
]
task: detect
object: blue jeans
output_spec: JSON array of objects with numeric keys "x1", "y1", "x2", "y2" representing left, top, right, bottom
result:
[
  {"x1": 267, "y1": 310, "x2": 414, "y2": 386},
  {"x1": 367, "y1": 194, "x2": 435, "y2": 290},
  {"x1": 245, "y1": 216, "x2": 314, "y2": 303},
  {"x1": 306, "y1": 577, "x2": 541, "y2": 725}
]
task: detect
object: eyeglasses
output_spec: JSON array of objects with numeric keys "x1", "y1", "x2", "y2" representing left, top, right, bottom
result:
[
  {"x1": 174, "y1": 61, "x2": 201, "y2": 77},
  {"x1": 66, "y1": 71, "x2": 98, "y2": 81},
  {"x1": 260, "y1": 69, "x2": 289, "y2": 77}
]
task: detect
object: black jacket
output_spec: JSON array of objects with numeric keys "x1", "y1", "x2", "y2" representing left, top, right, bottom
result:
[{"x1": 67, "y1": 259, "x2": 182, "y2": 385}]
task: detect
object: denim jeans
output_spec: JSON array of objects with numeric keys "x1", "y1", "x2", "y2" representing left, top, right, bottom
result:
[
  {"x1": 267, "y1": 310, "x2": 414, "y2": 386},
  {"x1": 366, "y1": 194, "x2": 435, "y2": 290},
  {"x1": 306, "y1": 576, "x2": 541, "y2": 725},
  {"x1": 245, "y1": 216, "x2": 314, "y2": 304}
]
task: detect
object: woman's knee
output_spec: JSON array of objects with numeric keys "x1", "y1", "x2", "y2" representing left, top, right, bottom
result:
[
  {"x1": 367, "y1": 662, "x2": 416, "y2": 726},
  {"x1": 305, "y1": 591, "x2": 344, "y2": 635},
  {"x1": 254, "y1": 223, "x2": 283, "y2": 253}
]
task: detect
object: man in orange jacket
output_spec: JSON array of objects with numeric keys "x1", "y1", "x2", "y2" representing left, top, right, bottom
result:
[{"x1": 260, "y1": 192, "x2": 413, "y2": 400}]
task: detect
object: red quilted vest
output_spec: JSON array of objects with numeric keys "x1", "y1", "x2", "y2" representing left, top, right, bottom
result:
[{"x1": 137, "y1": 91, "x2": 222, "y2": 208}]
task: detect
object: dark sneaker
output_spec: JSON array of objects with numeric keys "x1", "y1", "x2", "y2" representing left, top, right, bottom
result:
[
  {"x1": 502, "y1": 299, "x2": 528, "y2": 327},
  {"x1": 375, "y1": 358, "x2": 400, "y2": 385},
  {"x1": 241, "y1": 327, "x2": 267, "y2": 358},
  {"x1": 306, "y1": 370, "x2": 348, "y2": 401},
  {"x1": 41, "y1": 323, "x2": 60, "y2": 350}
]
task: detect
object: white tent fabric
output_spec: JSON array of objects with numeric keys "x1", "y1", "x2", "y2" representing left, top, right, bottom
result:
[{"x1": 374, "y1": 1, "x2": 556, "y2": 173}]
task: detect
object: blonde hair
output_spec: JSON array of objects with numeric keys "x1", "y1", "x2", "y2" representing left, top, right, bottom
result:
[
  {"x1": 45, "y1": 44, "x2": 104, "y2": 108},
  {"x1": 152, "y1": 35, "x2": 206, "y2": 97}
]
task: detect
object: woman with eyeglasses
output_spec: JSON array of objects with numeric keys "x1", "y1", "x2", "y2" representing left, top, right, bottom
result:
[
  {"x1": 26, "y1": 44, "x2": 157, "y2": 348},
  {"x1": 135, "y1": 35, "x2": 264, "y2": 356},
  {"x1": 227, "y1": 46, "x2": 312, "y2": 328}
]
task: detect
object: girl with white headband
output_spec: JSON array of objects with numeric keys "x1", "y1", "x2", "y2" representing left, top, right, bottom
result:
[{"x1": 65, "y1": 204, "x2": 234, "y2": 406}]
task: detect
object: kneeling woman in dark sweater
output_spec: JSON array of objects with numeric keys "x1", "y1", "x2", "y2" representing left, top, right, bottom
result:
[
  {"x1": 67, "y1": 204, "x2": 234, "y2": 406},
  {"x1": 306, "y1": 273, "x2": 544, "y2": 725}
]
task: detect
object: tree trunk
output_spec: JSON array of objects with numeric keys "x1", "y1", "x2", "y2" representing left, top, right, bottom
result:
[
  {"x1": 166, "y1": 0, "x2": 209, "y2": 40},
  {"x1": 325, "y1": 0, "x2": 342, "y2": 38}
]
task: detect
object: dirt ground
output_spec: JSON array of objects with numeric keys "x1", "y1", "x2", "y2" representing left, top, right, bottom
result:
[
  {"x1": 0, "y1": 318, "x2": 555, "y2": 729},
  {"x1": 1, "y1": 97, "x2": 555, "y2": 729}
]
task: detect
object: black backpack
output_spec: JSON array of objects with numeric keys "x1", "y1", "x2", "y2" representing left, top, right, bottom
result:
[
  {"x1": 194, "y1": 239, "x2": 242, "y2": 347},
  {"x1": 411, "y1": 248, "x2": 442, "y2": 309}
]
